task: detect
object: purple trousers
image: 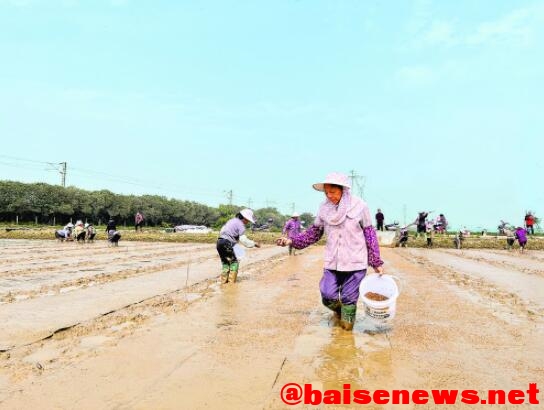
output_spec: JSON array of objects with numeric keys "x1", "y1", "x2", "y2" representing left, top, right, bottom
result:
[{"x1": 319, "y1": 269, "x2": 367, "y2": 305}]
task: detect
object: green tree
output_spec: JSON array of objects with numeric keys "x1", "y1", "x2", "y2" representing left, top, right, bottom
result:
[
  {"x1": 254, "y1": 207, "x2": 285, "y2": 231},
  {"x1": 214, "y1": 204, "x2": 242, "y2": 229}
]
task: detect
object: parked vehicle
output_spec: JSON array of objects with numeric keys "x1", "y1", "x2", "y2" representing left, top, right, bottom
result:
[
  {"x1": 251, "y1": 223, "x2": 270, "y2": 232},
  {"x1": 174, "y1": 225, "x2": 212, "y2": 234},
  {"x1": 385, "y1": 221, "x2": 400, "y2": 231}
]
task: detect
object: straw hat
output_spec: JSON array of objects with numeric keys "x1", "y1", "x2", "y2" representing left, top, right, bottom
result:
[
  {"x1": 240, "y1": 208, "x2": 255, "y2": 224},
  {"x1": 292, "y1": 212, "x2": 300, "y2": 218},
  {"x1": 312, "y1": 172, "x2": 351, "y2": 192}
]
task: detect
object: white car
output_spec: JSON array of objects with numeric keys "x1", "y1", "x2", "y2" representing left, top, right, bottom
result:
[{"x1": 174, "y1": 225, "x2": 213, "y2": 234}]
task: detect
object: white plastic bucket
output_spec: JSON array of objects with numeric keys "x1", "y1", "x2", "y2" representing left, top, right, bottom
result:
[
  {"x1": 360, "y1": 274, "x2": 401, "y2": 321},
  {"x1": 233, "y1": 244, "x2": 245, "y2": 260}
]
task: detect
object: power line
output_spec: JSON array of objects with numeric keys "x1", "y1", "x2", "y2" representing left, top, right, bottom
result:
[
  {"x1": 70, "y1": 166, "x2": 233, "y2": 200},
  {"x1": 0, "y1": 160, "x2": 49, "y2": 173},
  {"x1": 0, "y1": 154, "x2": 53, "y2": 165},
  {"x1": 0, "y1": 158, "x2": 67, "y2": 187},
  {"x1": 0, "y1": 154, "x2": 238, "y2": 202},
  {"x1": 0, "y1": 154, "x2": 305, "y2": 213},
  {"x1": 0, "y1": 155, "x2": 216, "y2": 197}
]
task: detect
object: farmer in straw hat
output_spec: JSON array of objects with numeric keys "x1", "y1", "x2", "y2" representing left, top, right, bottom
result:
[
  {"x1": 282, "y1": 212, "x2": 302, "y2": 255},
  {"x1": 217, "y1": 208, "x2": 261, "y2": 284},
  {"x1": 277, "y1": 172, "x2": 384, "y2": 330}
]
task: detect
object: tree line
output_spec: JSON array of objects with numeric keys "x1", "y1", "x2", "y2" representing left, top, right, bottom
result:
[{"x1": 0, "y1": 180, "x2": 314, "y2": 230}]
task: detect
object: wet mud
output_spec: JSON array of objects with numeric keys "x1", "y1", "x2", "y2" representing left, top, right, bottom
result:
[{"x1": 0, "y1": 241, "x2": 542, "y2": 409}]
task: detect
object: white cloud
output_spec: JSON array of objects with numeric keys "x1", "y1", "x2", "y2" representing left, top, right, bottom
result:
[
  {"x1": 466, "y1": 6, "x2": 536, "y2": 46},
  {"x1": 410, "y1": 3, "x2": 544, "y2": 50}
]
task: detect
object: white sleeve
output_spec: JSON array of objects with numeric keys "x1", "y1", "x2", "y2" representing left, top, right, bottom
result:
[{"x1": 239, "y1": 234, "x2": 255, "y2": 248}]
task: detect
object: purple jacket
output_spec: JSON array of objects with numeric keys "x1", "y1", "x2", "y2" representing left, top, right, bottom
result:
[
  {"x1": 515, "y1": 228, "x2": 527, "y2": 243},
  {"x1": 290, "y1": 201, "x2": 383, "y2": 271},
  {"x1": 282, "y1": 218, "x2": 302, "y2": 239},
  {"x1": 219, "y1": 218, "x2": 246, "y2": 244}
]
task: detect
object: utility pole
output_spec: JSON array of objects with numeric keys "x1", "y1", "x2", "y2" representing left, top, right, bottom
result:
[
  {"x1": 290, "y1": 202, "x2": 295, "y2": 214},
  {"x1": 224, "y1": 190, "x2": 233, "y2": 206},
  {"x1": 403, "y1": 204, "x2": 407, "y2": 226},
  {"x1": 59, "y1": 162, "x2": 67, "y2": 187},
  {"x1": 48, "y1": 162, "x2": 67, "y2": 187},
  {"x1": 348, "y1": 170, "x2": 365, "y2": 198},
  {"x1": 247, "y1": 198, "x2": 253, "y2": 209}
]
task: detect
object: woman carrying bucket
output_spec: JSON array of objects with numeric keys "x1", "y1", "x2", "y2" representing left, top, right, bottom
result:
[{"x1": 276, "y1": 172, "x2": 384, "y2": 331}]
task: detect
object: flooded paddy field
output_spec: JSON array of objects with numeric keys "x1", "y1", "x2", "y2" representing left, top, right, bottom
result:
[{"x1": 0, "y1": 240, "x2": 542, "y2": 409}]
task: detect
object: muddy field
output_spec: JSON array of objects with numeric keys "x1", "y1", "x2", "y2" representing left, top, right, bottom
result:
[{"x1": 0, "y1": 240, "x2": 543, "y2": 409}]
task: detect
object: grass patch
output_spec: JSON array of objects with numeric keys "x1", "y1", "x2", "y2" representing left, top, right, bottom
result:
[
  {"x1": 1, "y1": 226, "x2": 543, "y2": 250},
  {"x1": 0, "y1": 226, "x2": 287, "y2": 245}
]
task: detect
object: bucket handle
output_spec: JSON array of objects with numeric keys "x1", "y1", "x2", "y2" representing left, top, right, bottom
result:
[{"x1": 387, "y1": 274, "x2": 403, "y2": 295}]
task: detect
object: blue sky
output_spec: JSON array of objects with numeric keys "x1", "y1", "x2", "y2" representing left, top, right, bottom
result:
[{"x1": 1, "y1": 0, "x2": 542, "y2": 231}]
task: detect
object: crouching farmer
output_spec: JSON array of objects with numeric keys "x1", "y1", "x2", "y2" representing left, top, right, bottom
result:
[
  {"x1": 106, "y1": 218, "x2": 122, "y2": 246},
  {"x1": 216, "y1": 209, "x2": 261, "y2": 284}
]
